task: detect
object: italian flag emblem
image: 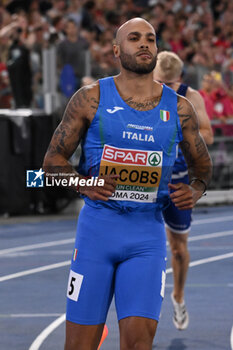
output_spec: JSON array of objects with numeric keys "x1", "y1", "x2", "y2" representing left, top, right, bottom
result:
[
  {"x1": 160, "y1": 110, "x2": 170, "y2": 122},
  {"x1": 73, "y1": 248, "x2": 78, "y2": 261}
]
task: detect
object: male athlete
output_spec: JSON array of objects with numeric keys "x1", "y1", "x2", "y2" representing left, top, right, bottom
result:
[
  {"x1": 154, "y1": 51, "x2": 213, "y2": 330},
  {"x1": 43, "y1": 18, "x2": 212, "y2": 350}
]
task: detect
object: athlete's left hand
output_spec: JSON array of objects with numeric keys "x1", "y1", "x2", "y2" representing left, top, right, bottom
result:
[{"x1": 168, "y1": 183, "x2": 203, "y2": 210}]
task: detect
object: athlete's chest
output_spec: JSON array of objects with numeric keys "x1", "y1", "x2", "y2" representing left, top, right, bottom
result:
[{"x1": 93, "y1": 102, "x2": 175, "y2": 151}]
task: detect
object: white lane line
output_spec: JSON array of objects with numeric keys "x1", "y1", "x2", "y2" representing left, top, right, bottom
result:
[
  {"x1": 231, "y1": 325, "x2": 233, "y2": 350},
  {"x1": 0, "y1": 314, "x2": 62, "y2": 318},
  {"x1": 0, "y1": 261, "x2": 70, "y2": 282},
  {"x1": 189, "y1": 230, "x2": 233, "y2": 242},
  {"x1": 2, "y1": 229, "x2": 232, "y2": 256},
  {"x1": 165, "y1": 229, "x2": 233, "y2": 246},
  {"x1": 2, "y1": 250, "x2": 72, "y2": 258},
  {"x1": 0, "y1": 215, "x2": 232, "y2": 256},
  {"x1": 0, "y1": 238, "x2": 75, "y2": 256},
  {"x1": 29, "y1": 314, "x2": 66, "y2": 350},
  {"x1": 166, "y1": 251, "x2": 233, "y2": 274},
  {"x1": 28, "y1": 251, "x2": 233, "y2": 350},
  {"x1": 193, "y1": 215, "x2": 233, "y2": 225},
  {"x1": 188, "y1": 252, "x2": 233, "y2": 267}
]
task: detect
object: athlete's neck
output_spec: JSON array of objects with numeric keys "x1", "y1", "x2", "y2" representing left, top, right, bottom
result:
[
  {"x1": 114, "y1": 72, "x2": 161, "y2": 99},
  {"x1": 114, "y1": 73, "x2": 163, "y2": 111}
]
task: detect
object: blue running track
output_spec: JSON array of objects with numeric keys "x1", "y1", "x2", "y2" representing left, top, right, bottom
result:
[{"x1": 0, "y1": 204, "x2": 232, "y2": 350}]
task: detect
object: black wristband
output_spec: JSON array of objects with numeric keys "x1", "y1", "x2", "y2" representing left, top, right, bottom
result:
[{"x1": 189, "y1": 178, "x2": 207, "y2": 195}]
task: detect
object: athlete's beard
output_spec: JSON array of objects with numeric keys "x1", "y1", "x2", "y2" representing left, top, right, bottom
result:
[{"x1": 120, "y1": 49, "x2": 157, "y2": 74}]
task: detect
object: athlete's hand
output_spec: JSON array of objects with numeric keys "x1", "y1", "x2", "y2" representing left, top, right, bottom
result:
[
  {"x1": 168, "y1": 182, "x2": 203, "y2": 210},
  {"x1": 79, "y1": 175, "x2": 119, "y2": 201}
]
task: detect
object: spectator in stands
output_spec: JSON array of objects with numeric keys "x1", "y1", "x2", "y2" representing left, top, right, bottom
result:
[
  {"x1": 91, "y1": 43, "x2": 119, "y2": 79},
  {"x1": 46, "y1": 0, "x2": 67, "y2": 20},
  {"x1": 199, "y1": 74, "x2": 214, "y2": 120},
  {"x1": 164, "y1": 10, "x2": 176, "y2": 32},
  {"x1": 0, "y1": 62, "x2": 12, "y2": 108},
  {"x1": 98, "y1": 28, "x2": 114, "y2": 47},
  {"x1": 49, "y1": 15, "x2": 66, "y2": 45},
  {"x1": 5, "y1": 15, "x2": 33, "y2": 108},
  {"x1": 169, "y1": 31, "x2": 184, "y2": 54},
  {"x1": 210, "y1": 71, "x2": 233, "y2": 121},
  {"x1": 222, "y1": 49, "x2": 233, "y2": 75},
  {"x1": 150, "y1": 3, "x2": 166, "y2": 35},
  {"x1": 157, "y1": 28, "x2": 172, "y2": 52},
  {"x1": 66, "y1": 0, "x2": 82, "y2": 26},
  {"x1": 0, "y1": 0, "x2": 233, "y2": 111},
  {"x1": 228, "y1": 85, "x2": 233, "y2": 118},
  {"x1": 57, "y1": 19, "x2": 89, "y2": 94},
  {"x1": 0, "y1": 34, "x2": 9, "y2": 65},
  {"x1": 81, "y1": 1, "x2": 96, "y2": 31},
  {"x1": 192, "y1": 39, "x2": 215, "y2": 68}
]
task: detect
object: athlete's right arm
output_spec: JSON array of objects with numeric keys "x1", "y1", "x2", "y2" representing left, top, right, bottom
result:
[
  {"x1": 43, "y1": 83, "x2": 117, "y2": 201},
  {"x1": 186, "y1": 88, "x2": 214, "y2": 145},
  {"x1": 169, "y1": 95, "x2": 213, "y2": 210}
]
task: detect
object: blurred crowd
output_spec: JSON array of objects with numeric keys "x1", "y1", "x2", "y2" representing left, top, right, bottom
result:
[{"x1": 0, "y1": 0, "x2": 233, "y2": 125}]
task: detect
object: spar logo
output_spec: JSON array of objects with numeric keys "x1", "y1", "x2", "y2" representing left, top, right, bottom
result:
[
  {"x1": 148, "y1": 152, "x2": 161, "y2": 166},
  {"x1": 102, "y1": 145, "x2": 148, "y2": 165},
  {"x1": 102, "y1": 145, "x2": 162, "y2": 167}
]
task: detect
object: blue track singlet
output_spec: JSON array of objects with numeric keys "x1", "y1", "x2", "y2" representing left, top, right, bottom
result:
[
  {"x1": 78, "y1": 77, "x2": 183, "y2": 211},
  {"x1": 66, "y1": 78, "x2": 183, "y2": 325}
]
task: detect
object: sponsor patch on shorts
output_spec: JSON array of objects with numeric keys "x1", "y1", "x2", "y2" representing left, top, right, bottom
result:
[{"x1": 67, "y1": 270, "x2": 84, "y2": 302}]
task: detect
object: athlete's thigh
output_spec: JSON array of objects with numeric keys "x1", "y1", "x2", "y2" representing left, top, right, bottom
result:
[
  {"x1": 114, "y1": 218, "x2": 167, "y2": 323},
  {"x1": 119, "y1": 316, "x2": 158, "y2": 349},
  {"x1": 66, "y1": 205, "x2": 116, "y2": 325},
  {"x1": 167, "y1": 229, "x2": 189, "y2": 251},
  {"x1": 65, "y1": 321, "x2": 104, "y2": 350}
]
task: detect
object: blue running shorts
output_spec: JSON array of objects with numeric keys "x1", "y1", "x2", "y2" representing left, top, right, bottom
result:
[
  {"x1": 163, "y1": 174, "x2": 192, "y2": 234},
  {"x1": 66, "y1": 204, "x2": 167, "y2": 325}
]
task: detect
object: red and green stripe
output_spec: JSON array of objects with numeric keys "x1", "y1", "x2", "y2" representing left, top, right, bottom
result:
[
  {"x1": 73, "y1": 248, "x2": 78, "y2": 261},
  {"x1": 160, "y1": 110, "x2": 170, "y2": 122}
]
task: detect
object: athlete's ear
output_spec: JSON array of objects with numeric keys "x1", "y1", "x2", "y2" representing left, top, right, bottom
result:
[{"x1": 113, "y1": 44, "x2": 120, "y2": 58}]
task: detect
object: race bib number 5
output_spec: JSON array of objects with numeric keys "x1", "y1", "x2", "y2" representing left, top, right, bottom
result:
[
  {"x1": 99, "y1": 145, "x2": 163, "y2": 202},
  {"x1": 67, "y1": 270, "x2": 84, "y2": 302}
]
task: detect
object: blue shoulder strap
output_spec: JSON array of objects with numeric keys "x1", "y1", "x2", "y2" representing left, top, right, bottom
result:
[{"x1": 177, "y1": 83, "x2": 188, "y2": 97}]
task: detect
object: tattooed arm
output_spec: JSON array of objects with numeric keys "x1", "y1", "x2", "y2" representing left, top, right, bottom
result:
[
  {"x1": 185, "y1": 88, "x2": 213, "y2": 145},
  {"x1": 43, "y1": 82, "x2": 117, "y2": 201},
  {"x1": 169, "y1": 96, "x2": 213, "y2": 210}
]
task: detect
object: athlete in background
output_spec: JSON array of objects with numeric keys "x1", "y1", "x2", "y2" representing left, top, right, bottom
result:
[{"x1": 154, "y1": 51, "x2": 213, "y2": 330}]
